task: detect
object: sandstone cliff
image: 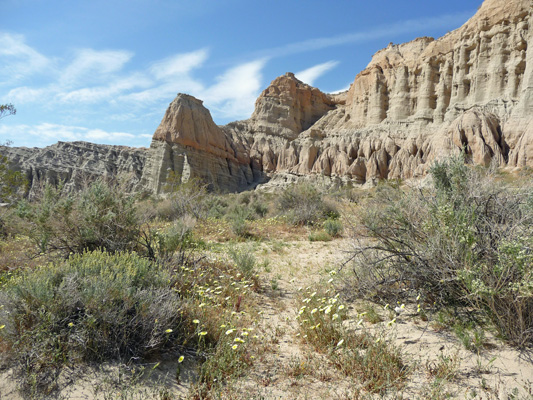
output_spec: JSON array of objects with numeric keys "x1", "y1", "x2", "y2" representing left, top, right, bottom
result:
[
  {"x1": 139, "y1": 0, "x2": 533, "y2": 192},
  {"x1": 139, "y1": 94, "x2": 256, "y2": 193},
  {"x1": 3, "y1": 0, "x2": 533, "y2": 194}
]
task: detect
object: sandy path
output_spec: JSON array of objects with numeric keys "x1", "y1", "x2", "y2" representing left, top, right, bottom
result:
[{"x1": 224, "y1": 238, "x2": 533, "y2": 400}]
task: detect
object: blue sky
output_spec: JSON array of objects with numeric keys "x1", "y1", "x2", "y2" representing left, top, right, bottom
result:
[{"x1": 1, "y1": 0, "x2": 483, "y2": 148}]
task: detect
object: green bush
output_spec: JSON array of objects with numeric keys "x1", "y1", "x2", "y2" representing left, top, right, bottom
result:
[
  {"x1": 0, "y1": 250, "x2": 191, "y2": 394},
  {"x1": 17, "y1": 179, "x2": 140, "y2": 257},
  {"x1": 162, "y1": 177, "x2": 208, "y2": 220},
  {"x1": 251, "y1": 198, "x2": 269, "y2": 218},
  {"x1": 308, "y1": 231, "x2": 332, "y2": 242},
  {"x1": 323, "y1": 218, "x2": 343, "y2": 237},
  {"x1": 350, "y1": 155, "x2": 533, "y2": 346},
  {"x1": 0, "y1": 153, "x2": 27, "y2": 204},
  {"x1": 278, "y1": 183, "x2": 337, "y2": 226},
  {"x1": 225, "y1": 204, "x2": 251, "y2": 237},
  {"x1": 205, "y1": 195, "x2": 229, "y2": 219},
  {"x1": 0, "y1": 151, "x2": 28, "y2": 237},
  {"x1": 228, "y1": 245, "x2": 256, "y2": 277},
  {"x1": 139, "y1": 215, "x2": 197, "y2": 263}
]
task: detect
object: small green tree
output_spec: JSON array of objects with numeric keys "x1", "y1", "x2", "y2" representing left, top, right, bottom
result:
[{"x1": 0, "y1": 104, "x2": 16, "y2": 119}]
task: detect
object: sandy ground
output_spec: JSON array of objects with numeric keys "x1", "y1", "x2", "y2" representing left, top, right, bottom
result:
[
  {"x1": 1, "y1": 237, "x2": 532, "y2": 399},
  {"x1": 221, "y1": 238, "x2": 533, "y2": 399}
]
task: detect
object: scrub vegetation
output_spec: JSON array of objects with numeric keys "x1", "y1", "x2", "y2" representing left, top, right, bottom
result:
[{"x1": 0, "y1": 156, "x2": 532, "y2": 399}]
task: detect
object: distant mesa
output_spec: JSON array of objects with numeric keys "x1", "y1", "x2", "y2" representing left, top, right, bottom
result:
[{"x1": 2, "y1": 0, "x2": 533, "y2": 194}]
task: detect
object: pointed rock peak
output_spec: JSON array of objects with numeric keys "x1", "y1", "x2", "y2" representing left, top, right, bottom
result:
[
  {"x1": 152, "y1": 92, "x2": 231, "y2": 155},
  {"x1": 248, "y1": 72, "x2": 339, "y2": 138},
  {"x1": 269, "y1": 72, "x2": 313, "y2": 90},
  {"x1": 172, "y1": 93, "x2": 205, "y2": 106}
]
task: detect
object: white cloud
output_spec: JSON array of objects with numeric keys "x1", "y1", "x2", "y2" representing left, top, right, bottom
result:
[
  {"x1": 5, "y1": 86, "x2": 50, "y2": 103},
  {"x1": 57, "y1": 73, "x2": 152, "y2": 104},
  {"x1": 150, "y1": 49, "x2": 208, "y2": 80},
  {"x1": 329, "y1": 84, "x2": 351, "y2": 94},
  {"x1": 295, "y1": 61, "x2": 339, "y2": 86},
  {"x1": 0, "y1": 33, "x2": 50, "y2": 84},
  {"x1": 0, "y1": 123, "x2": 136, "y2": 145},
  {"x1": 200, "y1": 58, "x2": 267, "y2": 119},
  {"x1": 121, "y1": 79, "x2": 204, "y2": 104},
  {"x1": 61, "y1": 49, "x2": 133, "y2": 86},
  {"x1": 119, "y1": 54, "x2": 267, "y2": 120},
  {"x1": 84, "y1": 128, "x2": 135, "y2": 140},
  {"x1": 117, "y1": 49, "x2": 210, "y2": 104},
  {"x1": 251, "y1": 11, "x2": 473, "y2": 59}
]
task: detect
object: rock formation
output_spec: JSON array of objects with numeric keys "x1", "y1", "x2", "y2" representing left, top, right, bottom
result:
[
  {"x1": 2, "y1": 0, "x2": 533, "y2": 194},
  {"x1": 0, "y1": 141, "x2": 147, "y2": 197},
  {"x1": 138, "y1": 0, "x2": 533, "y2": 192},
  {"x1": 139, "y1": 94, "x2": 256, "y2": 193}
]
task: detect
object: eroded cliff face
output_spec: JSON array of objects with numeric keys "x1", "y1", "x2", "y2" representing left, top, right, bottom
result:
[
  {"x1": 4, "y1": 0, "x2": 533, "y2": 195},
  {"x1": 141, "y1": 75, "x2": 342, "y2": 192},
  {"x1": 140, "y1": 94, "x2": 256, "y2": 193},
  {"x1": 0, "y1": 141, "x2": 147, "y2": 197},
  {"x1": 140, "y1": 0, "x2": 533, "y2": 191}
]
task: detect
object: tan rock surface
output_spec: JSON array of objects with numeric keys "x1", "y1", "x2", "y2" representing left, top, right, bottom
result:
[
  {"x1": 140, "y1": 93, "x2": 257, "y2": 193},
  {"x1": 4, "y1": 0, "x2": 533, "y2": 193},
  {"x1": 139, "y1": 0, "x2": 533, "y2": 190}
]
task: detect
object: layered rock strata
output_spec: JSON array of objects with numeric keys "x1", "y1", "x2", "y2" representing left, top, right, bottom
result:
[
  {"x1": 139, "y1": 0, "x2": 533, "y2": 192},
  {"x1": 139, "y1": 94, "x2": 257, "y2": 193},
  {"x1": 3, "y1": 0, "x2": 533, "y2": 194},
  {"x1": 0, "y1": 141, "x2": 147, "y2": 197}
]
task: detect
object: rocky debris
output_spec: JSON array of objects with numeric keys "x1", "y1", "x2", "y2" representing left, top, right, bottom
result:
[{"x1": 0, "y1": 141, "x2": 147, "y2": 198}]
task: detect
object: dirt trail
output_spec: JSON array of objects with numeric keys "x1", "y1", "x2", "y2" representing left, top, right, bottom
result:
[
  {"x1": 2, "y1": 237, "x2": 532, "y2": 399},
  {"x1": 226, "y1": 239, "x2": 354, "y2": 399},
  {"x1": 226, "y1": 238, "x2": 533, "y2": 400}
]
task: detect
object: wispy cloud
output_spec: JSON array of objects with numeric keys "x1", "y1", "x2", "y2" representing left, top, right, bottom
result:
[
  {"x1": 58, "y1": 73, "x2": 152, "y2": 104},
  {"x1": 295, "y1": 61, "x2": 339, "y2": 86},
  {"x1": 5, "y1": 86, "x2": 50, "y2": 104},
  {"x1": 328, "y1": 84, "x2": 351, "y2": 94},
  {"x1": 0, "y1": 123, "x2": 139, "y2": 145},
  {"x1": 0, "y1": 33, "x2": 50, "y2": 84},
  {"x1": 60, "y1": 49, "x2": 133, "y2": 86},
  {"x1": 251, "y1": 11, "x2": 473, "y2": 60},
  {"x1": 200, "y1": 59, "x2": 266, "y2": 118},
  {"x1": 150, "y1": 49, "x2": 208, "y2": 80},
  {"x1": 120, "y1": 49, "x2": 209, "y2": 105}
]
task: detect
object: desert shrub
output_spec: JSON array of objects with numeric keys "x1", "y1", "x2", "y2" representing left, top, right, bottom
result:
[
  {"x1": 250, "y1": 197, "x2": 269, "y2": 218},
  {"x1": 157, "y1": 177, "x2": 208, "y2": 221},
  {"x1": 204, "y1": 191, "x2": 269, "y2": 222},
  {"x1": 350, "y1": 154, "x2": 533, "y2": 346},
  {"x1": 225, "y1": 204, "x2": 251, "y2": 237},
  {"x1": 16, "y1": 179, "x2": 140, "y2": 257},
  {"x1": 0, "y1": 152, "x2": 27, "y2": 237},
  {"x1": 278, "y1": 182, "x2": 337, "y2": 226},
  {"x1": 228, "y1": 245, "x2": 256, "y2": 277},
  {"x1": 205, "y1": 195, "x2": 229, "y2": 219},
  {"x1": 238, "y1": 191, "x2": 269, "y2": 218},
  {"x1": 0, "y1": 153, "x2": 27, "y2": 204},
  {"x1": 323, "y1": 218, "x2": 343, "y2": 237},
  {"x1": 138, "y1": 214, "x2": 197, "y2": 263},
  {"x1": 0, "y1": 250, "x2": 191, "y2": 395},
  {"x1": 308, "y1": 230, "x2": 332, "y2": 242}
]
